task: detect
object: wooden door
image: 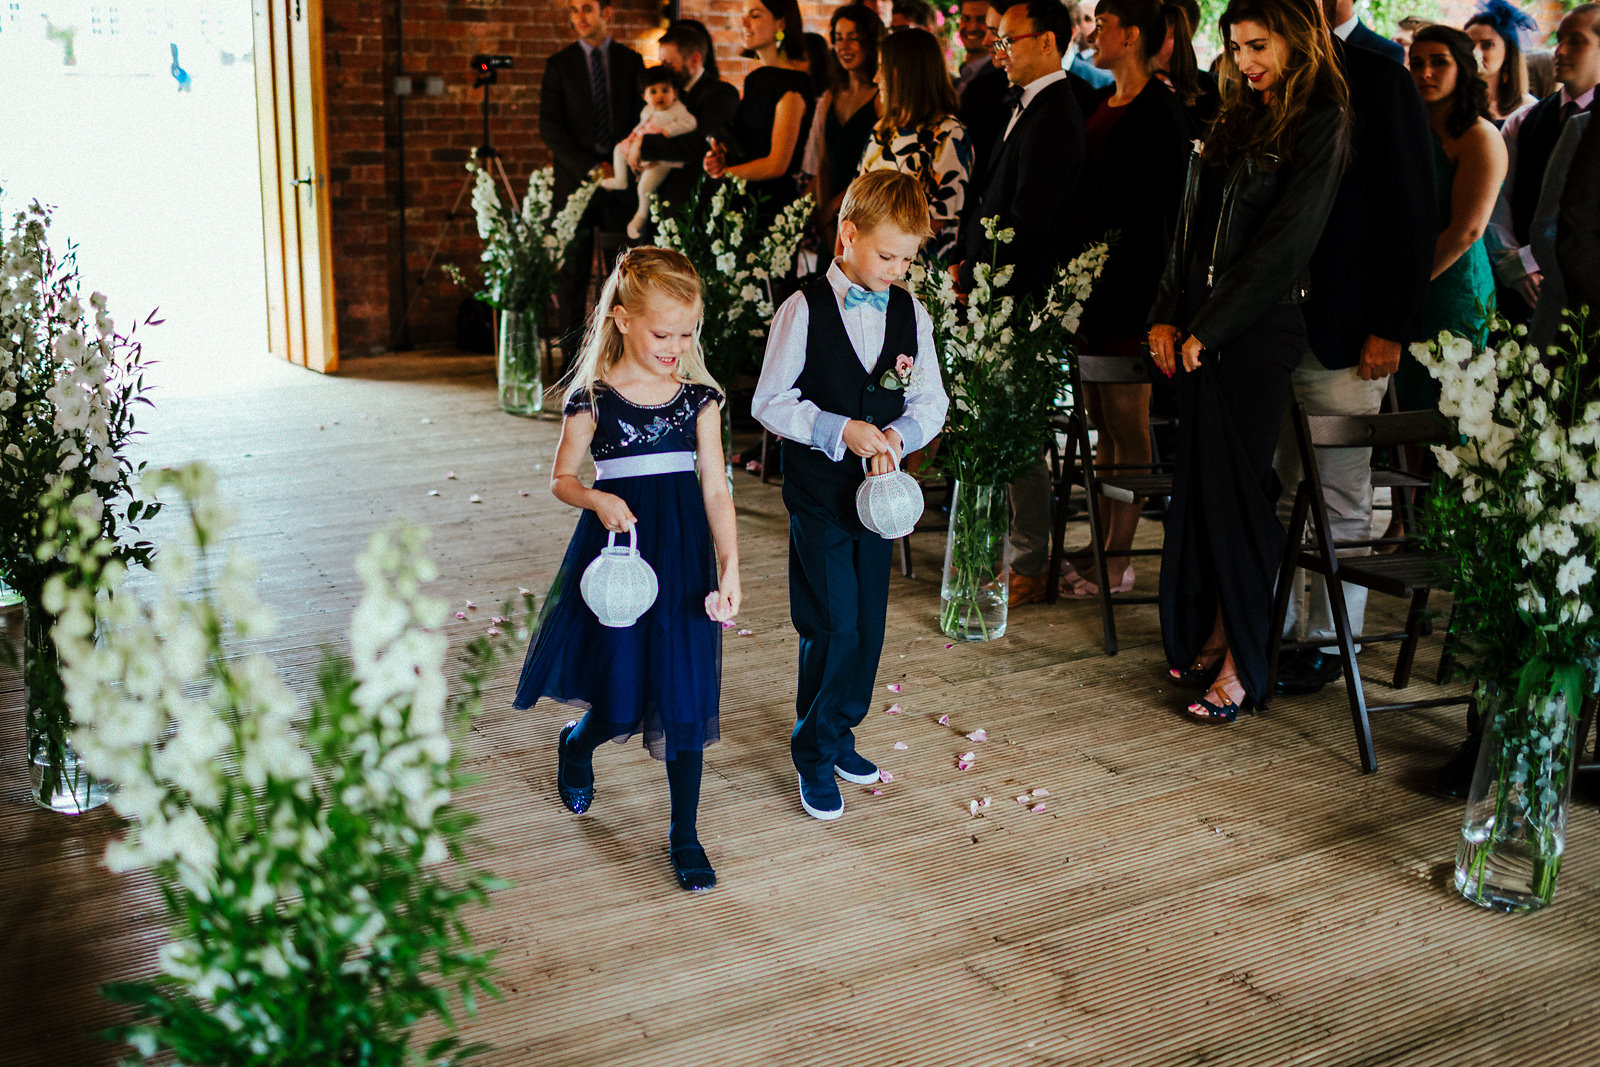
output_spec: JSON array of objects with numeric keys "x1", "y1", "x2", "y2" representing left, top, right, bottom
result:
[{"x1": 253, "y1": 0, "x2": 338, "y2": 373}]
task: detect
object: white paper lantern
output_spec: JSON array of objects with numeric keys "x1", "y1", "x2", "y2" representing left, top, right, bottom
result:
[
  {"x1": 580, "y1": 527, "x2": 659, "y2": 628},
  {"x1": 856, "y1": 467, "x2": 924, "y2": 540}
]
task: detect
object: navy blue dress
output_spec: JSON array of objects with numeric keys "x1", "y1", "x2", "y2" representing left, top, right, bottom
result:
[{"x1": 513, "y1": 381, "x2": 724, "y2": 761}]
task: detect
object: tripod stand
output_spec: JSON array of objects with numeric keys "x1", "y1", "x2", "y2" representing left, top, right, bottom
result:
[{"x1": 399, "y1": 63, "x2": 518, "y2": 345}]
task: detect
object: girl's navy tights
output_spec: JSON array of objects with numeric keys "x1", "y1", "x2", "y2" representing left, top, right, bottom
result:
[{"x1": 562, "y1": 711, "x2": 703, "y2": 850}]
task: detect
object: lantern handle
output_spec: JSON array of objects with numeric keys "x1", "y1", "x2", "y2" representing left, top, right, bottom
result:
[
  {"x1": 859, "y1": 445, "x2": 904, "y2": 477},
  {"x1": 605, "y1": 522, "x2": 638, "y2": 553}
]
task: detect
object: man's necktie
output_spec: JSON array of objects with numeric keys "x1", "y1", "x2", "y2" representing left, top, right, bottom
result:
[
  {"x1": 589, "y1": 47, "x2": 612, "y2": 152},
  {"x1": 844, "y1": 285, "x2": 889, "y2": 312},
  {"x1": 1003, "y1": 85, "x2": 1024, "y2": 113},
  {"x1": 1561, "y1": 99, "x2": 1582, "y2": 126}
]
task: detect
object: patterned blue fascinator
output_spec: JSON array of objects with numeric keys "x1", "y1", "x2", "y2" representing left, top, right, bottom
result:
[{"x1": 1474, "y1": 0, "x2": 1540, "y2": 47}]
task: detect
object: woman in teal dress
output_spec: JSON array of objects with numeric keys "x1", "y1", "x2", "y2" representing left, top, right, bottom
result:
[{"x1": 1399, "y1": 25, "x2": 1507, "y2": 410}]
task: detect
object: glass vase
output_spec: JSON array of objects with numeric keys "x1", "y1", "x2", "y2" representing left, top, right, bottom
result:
[
  {"x1": 21, "y1": 595, "x2": 110, "y2": 814},
  {"x1": 0, "y1": 569, "x2": 21, "y2": 609},
  {"x1": 1454, "y1": 674, "x2": 1579, "y2": 912},
  {"x1": 496, "y1": 308, "x2": 543, "y2": 417},
  {"x1": 939, "y1": 481, "x2": 1008, "y2": 641}
]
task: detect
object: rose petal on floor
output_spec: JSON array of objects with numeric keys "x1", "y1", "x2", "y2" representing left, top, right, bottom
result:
[
  {"x1": 878, "y1": 770, "x2": 895, "y2": 783},
  {"x1": 519, "y1": 587, "x2": 531, "y2": 596},
  {"x1": 455, "y1": 612, "x2": 467, "y2": 620},
  {"x1": 892, "y1": 741, "x2": 908, "y2": 750},
  {"x1": 737, "y1": 629, "x2": 753, "y2": 636},
  {"x1": 420, "y1": 417, "x2": 432, "y2": 424},
  {"x1": 720, "y1": 620, "x2": 736, "y2": 630},
  {"x1": 469, "y1": 494, "x2": 482, "y2": 503},
  {"x1": 937, "y1": 714, "x2": 950, "y2": 725},
  {"x1": 870, "y1": 788, "x2": 884, "y2": 796},
  {"x1": 487, "y1": 626, "x2": 501, "y2": 636},
  {"x1": 978, "y1": 796, "x2": 991, "y2": 807},
  {"x1": 1031, "y1": 788, "x2": 1050, "y2": 797},
  {"x1": 956, "y1": 759, "x2": 973, "y2": 770},
  {"x1": 969, "y1": 800, "x2": 980, "y2": 816},
  {"x1": 1030, "y1": 803, "x2": 1047, "y2": 814},
  {"x1": 465, "y1": 601, "x2": 476, "y2": 609},
  {"x1": 965, "y1": 729, "x2": 988, "y2": 742},
  {"x1": 428, "y1": 489, "x2": 439, "y2": 496},
  {"x1": 960, "y1": 752, "x2": 976, "y2": 761},
  {"x1": 1015, "y1": 795, "x2": 1031, "y2": 804},
  {"x1": 884, "y1": 703, "x2": 902, "y2": 715},
  {"x1": 445, "y1": 471, "x2": 457, "y2": 479},
  {"x1": 519, "y1": 489, "x2": 530, "y2": 497},
  {"x1": 887, "y1": 683, "x2": 902, "y2": 693},
  {"x1": 944, "y1": 643, "x2": 954, "y2": 649}
]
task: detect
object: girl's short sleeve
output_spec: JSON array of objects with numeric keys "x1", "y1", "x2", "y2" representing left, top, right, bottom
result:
[
  {"x1": 688, "y1": 383, "x2": 725, "y2": 413},
  {"x1": 563, "y1": 389, "x2": 594, "y2": 417}
]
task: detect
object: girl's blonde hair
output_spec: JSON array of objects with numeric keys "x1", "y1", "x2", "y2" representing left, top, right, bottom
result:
[{"x1": 560, "y1": 247, "x2": 720, "y2": 406}]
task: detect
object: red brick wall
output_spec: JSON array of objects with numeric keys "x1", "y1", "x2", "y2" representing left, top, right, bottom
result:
[{"x1": 321, "y1": 0, "x2": 843, "y2": 356}]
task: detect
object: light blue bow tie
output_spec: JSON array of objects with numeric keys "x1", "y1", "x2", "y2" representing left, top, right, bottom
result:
[{"x1": 844, "y1": 285, "x2": 889, "y2": 312}]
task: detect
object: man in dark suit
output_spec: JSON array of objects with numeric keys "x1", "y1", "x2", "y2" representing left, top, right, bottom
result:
[
  {"x1": 636, "y1": 20, "x2": 739, "y2": 219},
  {"x1": 1558, "y1": 103, "x2": 1600, "y2": 344},
  {"x1": 953, "y1": 0, "x2": 1086, "y2": 606},
  {"x1": 538, "y1": 0, "x2": 645, "y2": 340},
  {"x1": 1486, "y1": 3, "x2": 1600, "y2": 322},
  {"x1": 1326, "y1": 0, "x2": 1404, "y2": 64},
  {"x1": 1271, "y1": 17, "x2": 1436, "y2": 697}
]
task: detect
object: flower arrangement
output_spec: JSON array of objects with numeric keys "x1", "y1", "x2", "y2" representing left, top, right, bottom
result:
[
  {"x1": 1411, "y1": 313, "x2": 1599, "y2": 909},
  {"x1": 0, "y1": 192, "x2": 160, "y2": 809},
  {"x1": 650, "y1": 177, "x2": 813, "y2": 388},
  {"x1": 910, "y1": 222, "x2": 1110, "y2": 639},
  {"x1": 41, "y1": 463, "x2": 525, "y2": 1063},
  {"x1": 451, "y1": 158, "x2": 596, "y2": 316}
]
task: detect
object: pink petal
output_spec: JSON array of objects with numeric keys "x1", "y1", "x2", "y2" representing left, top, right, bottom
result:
[
  {"x1": 887, "y1": 683, "x2": 902, "y2": 693},
  {"x1": 1030, "y1": 803, "x2": 1047, "y2": 814},
  {"x1": 937, "y1": 715, "x2": 950, "y2": 726},
  {"x1": 892, "y1": 741, "x2": 908, "y2": 750},
  {"x1": 491, "y1": 615, "x2": 507, "y2": 624},
  {"x1": 469, "y1": 494, "x2": 482, "y2": 503},
  {"x1": 427, "y1": 489, "x2": 440, "y2": 496},
  {"x1": 1015, "y1": 795, "x2": 1031, "y2": 804},
  {"x1": 419, "y1": 417, "x2": 431, "y2": 424},
  {"x1": 465, "y1": 601, "x2": 476, "y2": 609},
  {"x1": 737, "y1": 629, "x2": 753, "y2": 636},
  {"x1": 884, "y1": 702, "x2": 903, "y2": 715},
  {"x1": 960, "y1": 752, "x2": 976, "y2": 761},
  {"x1": 1030, "y1": 788, "x2": 1050, "y2": 798},
  {"x1": 956, "y1": 759, "x2": 973, "y2": 770},
  {"x1": 878, "y1": 770, "x2": 895, "y2": 783},
  {"x1": 518, "y1": 587, "x2": 531, "y2": 596},
  {"x1": 965, "y1": 729, "x2": 988, "y2": 742},
  {"x1": 869, "y1": 788, "x2": 884, "y2": 796},
  {"x1": 445, "y1": 471, "x2": 457, "y2": 479},
  {"x1": 720, "y1": 620, "x2": 736, "y2": 630},
  {"x1": 969, "y1": 800, "x2": 980, "y2": 816},
  {"x1": 487, "y1": 626, "x2": 501, "y2": 636},
  {"x1": 519, "y1": 489, "x2": 530, "y2": 497},
  {"x1": 455, "y1": 612, "x2": 467, "y2": 620},
  {"x1": 944, "y1": 643, "x2": 954, "y2": 649},
  {"x1": 978, "y1": 796, "x2": 991, "y2": 807}
]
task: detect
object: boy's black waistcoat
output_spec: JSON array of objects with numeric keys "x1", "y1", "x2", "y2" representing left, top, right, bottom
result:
[{"x1": 781, "y1": 278, "x2": 916, "y2": 533}]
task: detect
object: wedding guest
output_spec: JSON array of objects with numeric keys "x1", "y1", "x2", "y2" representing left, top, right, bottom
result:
[
  {"x1": 1148, "y1": 0, "x2": 1349, "y2": 721},
  {"x1": 1527, "y1": 47, "x2": 1557, "y2": 99},
  {"x1": 1402, "y1": 24, "x2": 1504, "y2": 393},
  {"x1": 1394, "y1": 14, "x2": 1433, "y2": 61},
  {"x1": 1528, "y1": 109, "x2": 1591, "y2": 349},
  {"x1": 703, "y1": 0, "x2": 815, "y2": 223},
  {"x1": 1484, "y1": 3, "x2": 1600, "y2": 323},
  {"x1": 956, "y1": 0, "x2": 995, "y2": 92},
  {"x1": 960, "y1": 0, "x2": 1014, "y2": 191},
  {"x1": 858, "y1": 27, "x2": 974, "y2": 264},
  {"x1": 800, "y1": 32, "x2": 833, "y2": 98},
  {"x1": 1326, "y1": 0, "x2": 1403, "y2": 62},
  {"x1": 1466, "y1": 0, "x2": 1540, "y2": 124},
  {"x1": 539, "y1": 0, "x2": 646, "y2": 340},
  {"x1": 891, "y1": 0, "x2": 937, "y2": 31},
  {"x1": 955, "y1": 0, "x2": 1087, "y2": 606},
  {"x1": 1062, "y1": 0, "x2": 1189, "y2": 599},
  {"x1": 1066, "y1": 0, "x2": 1116, "y2": 88},
  {"x1": 639, "y1": 20, "x2": 741, "y2": 214},
  {"x1": 1155, "y1": 0, "x2": 1220, "y2": 135},
  {"x1": 1269, "y1": 0, "x2": 1434, "y2": 698},
  {"x1": 1558, "y1": 108, "x2": 1600, "y2": 340},
  {"x1": 802, "y1": 5, "x2": 883, "y2": 254}
]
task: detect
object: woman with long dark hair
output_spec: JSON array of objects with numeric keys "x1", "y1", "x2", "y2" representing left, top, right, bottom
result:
[
  {"x1": 1061, "y1": 0, "x2": 1190, "y2": 599},
  {"x1": 1399, "y1": 24, "x2": 1505, "y2": 410},
  {"x1": 1465, "y1": 0, "x2": 1539, "y2": 124},
  {"x1": 801, "y1": 4, "x2": 883, "y2": 253},
  {"x1": 704, "y1": 0, "x2": 815, "y2": 219},
  {"x1": 1146, "y1": 0, "x2": 1349, "y2": 722},
  {"x1": 856, "y1": 26, "x2": 972, "y2": 264}
]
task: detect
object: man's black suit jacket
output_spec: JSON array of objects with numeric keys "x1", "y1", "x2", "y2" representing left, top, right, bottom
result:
[
  {"x1": 958, "y1": 76, "x2": 1086, "y2": 299},
  {"x1": 1303, "y1": 39, "x2": 1434, "y2": 369},
  {"x1": 538, "y1": 40, "x2": 646, "y2": 205},
  {"x1": 959, "y1": 62, "x2": 1009, "y2": 198},
  {"x1": 1346, "y1": 20, "x2": 1405, "y2": 65},
  {"x1": 637, "y1": 73, "x2": 740, "y2": 208}
]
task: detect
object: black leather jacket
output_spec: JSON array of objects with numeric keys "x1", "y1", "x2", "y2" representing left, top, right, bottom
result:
[{"x1": 1149, "y1": 101, "x2": 1350, "y2": 351}]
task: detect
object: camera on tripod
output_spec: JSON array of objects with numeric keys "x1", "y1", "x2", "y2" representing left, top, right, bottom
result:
[{"x1": 472, "y1": 53, "x2": 513, "y2": 85}]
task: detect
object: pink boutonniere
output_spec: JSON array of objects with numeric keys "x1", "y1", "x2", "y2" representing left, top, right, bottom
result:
[{"x1": 881, "y1": 353, "x2": 915, "y2": 391}]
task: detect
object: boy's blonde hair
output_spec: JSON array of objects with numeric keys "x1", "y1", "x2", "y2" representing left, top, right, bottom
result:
[
  {"x1": 839, "y1": 170, "x2": 933, "y2": 242},
  {"x1": 561, "y1": 247, "x2": 720, "y2": 405}
]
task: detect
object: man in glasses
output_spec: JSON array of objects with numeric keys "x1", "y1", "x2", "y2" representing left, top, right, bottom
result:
[{"x1": 953, "y1": 0, "x2": 1087, "y2": 607}]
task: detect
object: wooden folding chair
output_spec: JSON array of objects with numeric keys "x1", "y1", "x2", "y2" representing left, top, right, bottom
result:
[
  {"x1": 1047, "y1": 356, "x2": 1173, "y2": 654},
  {"x1": 1267, "y1": 404, "x2": 1471, "y2": 773}
]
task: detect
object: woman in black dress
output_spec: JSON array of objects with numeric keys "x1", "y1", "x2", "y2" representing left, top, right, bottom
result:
[
  {"x1": 801, "y1": 4, "x2": 883, "y2": 253},
  {"x1": 703, "y1": 0, "x2": 815, "y2": 220},
  {"x1": 1147, "y1": 0, "x2": 1349, "y2": 722},
  {"x1": 1064, "y1": 0, "x2": 1191, "y2": 599}
]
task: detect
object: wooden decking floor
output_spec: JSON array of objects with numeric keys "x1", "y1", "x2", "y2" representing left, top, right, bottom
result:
[{"x1": 3, "y1": 348, "x2": 1598, "y2": 1066}]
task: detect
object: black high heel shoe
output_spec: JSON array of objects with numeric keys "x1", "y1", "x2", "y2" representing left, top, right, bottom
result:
[
  {"x1": 1168, "y1": 651, "x2": 1225, "y2": 691},
  {"x1": 669, "y1": 845, "x2": 717, "y2": 891},
  {"x1": 556, "y1": 722, "x2": 595, "y2": 814}
]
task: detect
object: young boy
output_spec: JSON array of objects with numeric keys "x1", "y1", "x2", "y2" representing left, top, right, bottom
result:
[{"x1": 752, "y1": 170, "x2": 950, "y2": 821}]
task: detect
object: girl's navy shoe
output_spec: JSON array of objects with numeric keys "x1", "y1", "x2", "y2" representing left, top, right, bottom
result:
[
  {"x1": 556, "y1": 722, "x2": 595, "y2": 814},
  {"x1": 670, "y1": 845, "x2": 717, "y2": 891}
]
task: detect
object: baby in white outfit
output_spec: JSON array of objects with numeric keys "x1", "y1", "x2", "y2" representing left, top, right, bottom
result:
[{"x1": 599, "y1": 67, "x2": 698, "y2": 239}]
